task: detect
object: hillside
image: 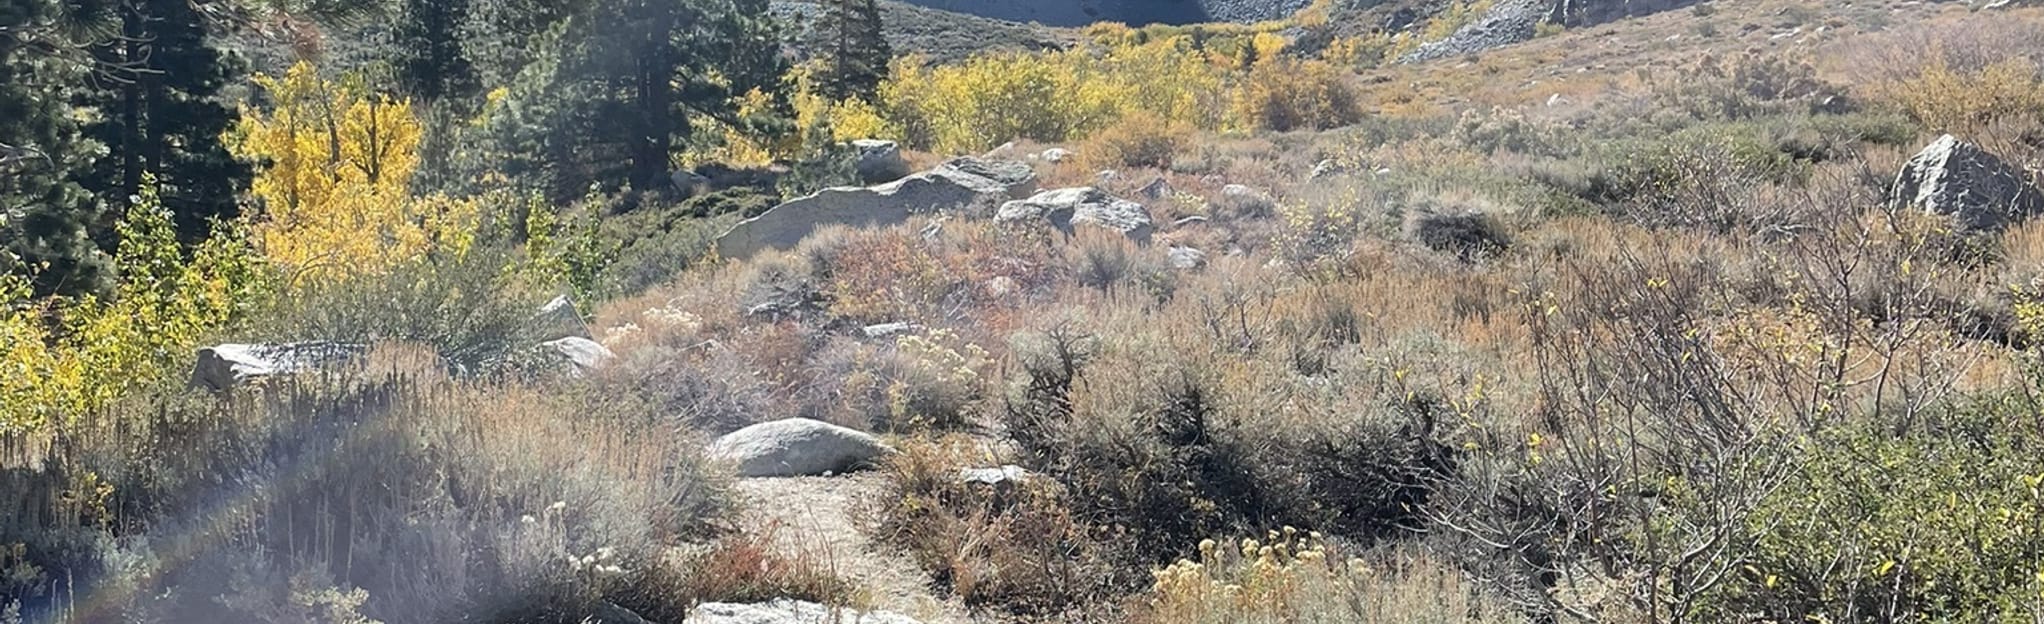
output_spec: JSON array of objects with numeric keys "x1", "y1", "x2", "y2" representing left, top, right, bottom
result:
[
  {"x1": 8, "y1": 0, "x2": 2044, "y2": 623},
  {"x1": 774, "y1": 0, "x2": 1073, "y2": 62},
  {"x1": 889, "y1": 0, "x2": 1311, "y2": 26}
]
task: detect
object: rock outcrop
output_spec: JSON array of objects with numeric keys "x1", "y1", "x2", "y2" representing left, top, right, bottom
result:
[
  {"x1": 189, "y1": 342, "x2": 367, "y2": 391},
  {"x1": 1401, "y1": 0, "x2": 1544, "y2": 63},
  {"x1": 688, "y1": 600, "x2": 923, "y2": 624},
  {"x1": 715, "y1": 157, "x2": 1036, "y2": 260},
  {"x1": 533, "y1": 295, "x2": 592, "y2": 341},
  {"x1": 851, "y1": 139, "x2": 909, "y2": 184},
  {"x1": 1891, "y1": 134, "x2": 2044, "y2": 231},
  {"x1": 708, "y1": 418, "x2": 894, "y2": 477},
  {"x1": 538, "y1": 337, "x2": 616, "y2": 376},
  {"x1": 995, "y1": 187, "x2": 1154, "y2": 244}
]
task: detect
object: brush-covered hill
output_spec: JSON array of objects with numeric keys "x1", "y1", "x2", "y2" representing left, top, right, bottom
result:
[{"x1": 888, "y1": 0, "x2": 1312, "y2": 26}]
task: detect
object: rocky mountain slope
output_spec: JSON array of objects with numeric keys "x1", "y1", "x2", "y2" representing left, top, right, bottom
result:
[
  {"x1": 772, "y1": 1, "x2": 1071, "y2": 62},
  {"x1": 889, "y1": 0, "x2": 1312, "y2": 26}
]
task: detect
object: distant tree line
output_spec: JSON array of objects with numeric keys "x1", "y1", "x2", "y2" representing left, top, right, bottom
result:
[{"x1": 1, "y1": 0, "x2": 894, "y2": 298}]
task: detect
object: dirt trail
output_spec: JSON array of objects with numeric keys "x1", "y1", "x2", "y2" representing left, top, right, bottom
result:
[{"x1": 733, "y1": 473, "x2": 975, "y2": 624}]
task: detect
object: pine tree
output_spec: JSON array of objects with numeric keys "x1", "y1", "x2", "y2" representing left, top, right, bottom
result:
[
  {"x1": 481, "y1": 0, "x2": 791, "y2": 199},
  {"x1": 394, "y1": 0, "x2": 480, "y2": 103},
  {"x1": 78, "y1": 0, "x2": 250, "y2": 247},
  {"x1": 814, "y1": 0, "x2": 890, "y2": 102},
  {"x1": 1, "y1": 0, "x2": 113, "y2": 296}
]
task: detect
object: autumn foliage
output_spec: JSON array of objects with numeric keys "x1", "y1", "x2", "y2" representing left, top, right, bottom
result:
[{"x1": 232, "y1": 62, "x2": 478, "y2": 283}]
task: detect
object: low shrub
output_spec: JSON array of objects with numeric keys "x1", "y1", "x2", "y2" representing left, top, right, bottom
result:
[
  {"x1": 1135, "y1": 537, "x2": 1515, "y2": 624},
  {"x1": 1080, "y1": 112, "x2": 1195, "y2": 171},
  {"x1": 245, "y1": 247, "x2": 555, "y2": 373},
  {"x1": 1699, "y1": 407, "x2": 2044, "y2": 623},
  {"x1": 1873, "y1": 56, "x2": 2044, "y2": 134},
  {"x1": 1232, "y1": 57, "x2": 1365, "y2": 133},
  {"x1": 872, "y1": 438, "x2": 1133, "y2": 616},
  {"x1": 1404, "y1": 211, "x2": 1511, "y2": 261},
  {"x1": 807, "y1": 329, "x2": 991, "y2": 433}
]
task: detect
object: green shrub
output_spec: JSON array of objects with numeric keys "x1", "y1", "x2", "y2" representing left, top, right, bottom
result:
[
  {"x1": 1704, "y1": 411, "x2": 2044, "y2": 622},
  {"x1": 245, "y1": 248, "x2": 554, "y2": 373}
]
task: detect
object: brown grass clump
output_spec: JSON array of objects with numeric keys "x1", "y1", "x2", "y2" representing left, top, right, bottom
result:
[
  {"x1": 1134, "y1": 539, "x2": 1516, "y2": 624},
  {"x1": 1079, "y1": 112, "x2": 1196, "y2": 171},
  {"x1": 648, "y1": 523, "x2": 857, "y2": 612}
]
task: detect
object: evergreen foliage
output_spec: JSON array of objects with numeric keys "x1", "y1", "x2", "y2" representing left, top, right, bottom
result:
[
  {"x1": 814, "y1": 0, "x2": 891, "y2": 102},
  {"x1": 77, "y1": 0, "x2": 249, "y2": 247},
  {"x1": 0, "y1": 0, "x2": 111, "y2": 296}
]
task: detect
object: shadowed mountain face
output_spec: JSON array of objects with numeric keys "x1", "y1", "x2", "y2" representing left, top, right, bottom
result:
[{"x1": 894, "y1": 0, "x2": 1312, "y2": 26}]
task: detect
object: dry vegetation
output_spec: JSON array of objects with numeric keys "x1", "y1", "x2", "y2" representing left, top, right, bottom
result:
[{"x1": 8, "y1": 1, "x2": 2044, "y2": 623}]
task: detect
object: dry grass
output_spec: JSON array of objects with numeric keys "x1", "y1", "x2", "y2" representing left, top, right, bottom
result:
[{"x1": 4, "y1": 344, "x2": 728, "y2": 623}]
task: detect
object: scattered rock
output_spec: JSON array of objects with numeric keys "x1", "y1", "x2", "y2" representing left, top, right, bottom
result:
[
  {"x1": 715, "y1": 157, "x2": 1037, "y2": 260},
  {"x1": 1214, "y1": 184, "x2": 1275, "y2": 218},
  {"x1": 1136, "y1": 177, "x2": 1173, "y2": 200},
  {"x1": 984, "y1": 141, "x2": 1017, "y2": 159},
  {"x1": 1096, "y1": 169, "x2": 1120, "y2": 183},
  {"x1": 189, "y1": 342, "x2": 368, "y2": 391},
  {"x1": 588, "y1": 601, "x2": 650, "y2": 624},
  {"x1": 862, "y1": 322, "x2": 919, "y2": 338},
  {"x1": 995, "y1": 187, "x2": 1155, "y2": 244},
  {"x1": 688, "y1": 600, "x2": 923, "y2": 624},
  {"x1": 708, "y1": 418, "x2": 894, "y2": 478},
  {"x1": 959, "y1": 465, "x2": 1031, "y2": 485},
  {"x1": 533, "y1": 295, "x2": 591, "y2": 341},
  {"x1": 851, "y1": 139, "x2": 909, "y2": 184},
  {"x1": 671, "y1": 169, "x2": 711, "y2": 195},
  {"x1": 539, "y1": 337, "x2": 616, "y2": 376},
  {"x1": 985, "y1": 276, "x2": 1018, "y2": 297},
  {"x1": 1168, "y1": 246, "x2": 1209, "y2": 270},
  {"x1": 1040, "y1": 147, "x2": 1072, "y2": 163},
  {"x1": 1890, "y1": 134, "x2": 2044, "y2": 231},
  {"x1": 1309, "y1": 159, "x2": 1344, "y2": 179}
]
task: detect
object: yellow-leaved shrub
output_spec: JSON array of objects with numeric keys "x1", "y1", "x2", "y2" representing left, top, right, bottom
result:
[
  {"x1": 232, "y1": 62, "x2": 478, "y2": 283},
  {"x1": 1873, "y1": 55, "x2": 2044, "y2": 133},
  {"x1": 870, "y1": 38, "x2": 1231, "y2": 153},
  {"x1": 1233, "y1": 56, "x2": 1364, "y2": 132},
  {"x1": 1, "y1": 183, "x2": 263, "y2": 433}
]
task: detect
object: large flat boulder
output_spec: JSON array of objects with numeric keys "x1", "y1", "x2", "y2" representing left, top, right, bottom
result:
[
  {"x1": 994, "y1": 187, "x2": 1154, "y2": 244},
  {"x1": 1891, "y1": 134, "x2": 2044, "y2": 231},
  {"x1": 688, "y1": 600, "x2": 922, "y2": 624},
  {"x1": 715, "y1": 157, "x2": 1036, "y2": 260},
  {"x1": 189, "y1": 342, "x2": 367, "y2": 391},
  {"x1": 708, "y1": 418, "x2": 893, "y2": 477}
]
